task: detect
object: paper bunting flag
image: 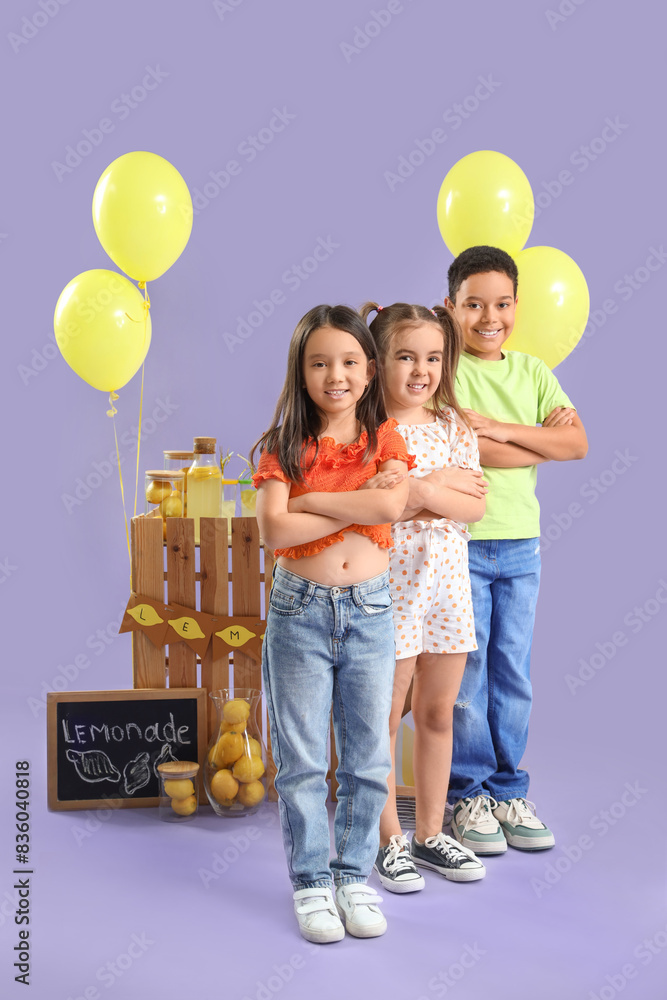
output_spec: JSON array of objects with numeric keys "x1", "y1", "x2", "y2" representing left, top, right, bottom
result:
[
  {"x1": 212, "y1": 618, "x2": 266, "y2": 662},
  {"x1": 120, "y1": 594, "x2": 266, "y2": 661},
  {"x1": 119, "y1": 595, "x2": 170, "y2": 647},
  {"x1": 165, "y1": 606, "x2": 212, "y2": 657}
]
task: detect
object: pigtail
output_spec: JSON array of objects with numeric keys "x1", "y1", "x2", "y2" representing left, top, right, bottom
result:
[
  {"x1": 359, "y1": 301, "x2": 382, "y2": 323},
  {"x1": 430, "y1": 305, "x2": 470, "y2": 429}
]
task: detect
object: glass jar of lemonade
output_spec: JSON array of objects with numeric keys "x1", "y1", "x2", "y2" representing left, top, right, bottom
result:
[{"x1": 187, "y1": 437, "x2": 222, "y2": 544}]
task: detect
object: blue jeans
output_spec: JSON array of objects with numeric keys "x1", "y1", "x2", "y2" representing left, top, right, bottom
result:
[
  {"x1": 448, "y1": 538, "x2": 541, "y2": 804},
  {"x1": 262, "y1": 564, "x2": 395, "y2": 890}
]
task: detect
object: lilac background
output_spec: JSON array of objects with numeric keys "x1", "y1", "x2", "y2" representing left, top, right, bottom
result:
[{"x1": 1, "y1": 1, "x2": 665, "y2": 997}]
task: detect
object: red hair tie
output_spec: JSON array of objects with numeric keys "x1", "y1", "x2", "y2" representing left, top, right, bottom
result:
[{"x1": 376, "y1": 305, "x2": 383, "y2": 312}]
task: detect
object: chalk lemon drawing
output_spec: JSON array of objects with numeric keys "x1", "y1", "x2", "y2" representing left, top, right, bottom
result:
[
  {"x1": 123, "y1": 752, "x2": 151, "y2": 795},
  {"x1": 66, "y1": 749, "x2": 121, "y2": 783}
]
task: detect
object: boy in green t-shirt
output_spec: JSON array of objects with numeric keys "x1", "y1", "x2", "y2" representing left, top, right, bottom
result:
[{"x1": 444, "y1": 246, "x2": 588, "y2": 855}]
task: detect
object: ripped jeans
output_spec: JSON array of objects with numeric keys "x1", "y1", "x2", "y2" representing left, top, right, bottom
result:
[
  {"x1": 448, "y1": 538, "x2": 541, "y2": 803},
  {"x1": 262, "y1": 564, "x2": 395, "y2": 889}
]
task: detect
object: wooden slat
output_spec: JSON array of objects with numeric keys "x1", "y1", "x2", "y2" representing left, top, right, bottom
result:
[
  {"x1": 166, "y1": 518, "x2": 197, "y2": 688},
  {"x1": 131, "y1": 516, "x2": 166, "y2": 688},
  {"x1": 200, "y1": 517, "x2": 229, "y2": 740},
  {"x1": 231, "y1": 518, "x2": 261, "y2": 691}
]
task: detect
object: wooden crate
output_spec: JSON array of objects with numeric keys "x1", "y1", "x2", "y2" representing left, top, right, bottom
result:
[
  {"x1": 131, "y1": 515, "x2": 352, "y2": 804},
  {"x1": 130, "y1": 514, "x2": 278, "y2": 801}
]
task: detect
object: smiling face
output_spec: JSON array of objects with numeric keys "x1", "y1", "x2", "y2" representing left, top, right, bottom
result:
[
  {"x1": 302, "y1": 325, "x2": 373, "y2": 424},
  {"x1": 382, "y1": 322, "x2": 444, "y2": 422},
  {"x1": 446, "y1": 270, "x2": 516, "y2": 361}
]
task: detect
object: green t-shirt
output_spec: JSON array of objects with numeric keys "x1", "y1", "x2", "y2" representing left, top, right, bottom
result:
[{"x1": 455, "y1": 350, "x2": 573, "y2": 540}]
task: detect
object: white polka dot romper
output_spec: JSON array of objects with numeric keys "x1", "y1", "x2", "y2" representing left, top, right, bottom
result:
[{"x1": 390, "y1": 409, "x2": 479, "y2": 660}]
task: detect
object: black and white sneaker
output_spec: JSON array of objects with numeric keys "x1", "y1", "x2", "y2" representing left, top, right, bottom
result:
[
  {"x1": 411, "y1": 832, "x2": 486, "y2": 882},
  {"x1": 373, "y1": 834, "x2": 425, "y2": 893}
]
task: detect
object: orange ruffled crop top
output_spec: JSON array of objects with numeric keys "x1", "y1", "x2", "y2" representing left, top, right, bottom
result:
[{"x1": 252, "y1": 419, "x2": 415, "y2": 559}]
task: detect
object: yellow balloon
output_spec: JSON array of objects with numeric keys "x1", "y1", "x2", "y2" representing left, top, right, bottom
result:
[
  {"x1": 92, "y1": 152, "x2": 193, "y2": 282},
  {"x1": 505, "y1": 247, "x2": 590, "y2": 368},
  {"x1": 437, "y1": 150, "x2": 534, "y2": 257},
  {"x1": 54, "y1": 269, "x2": 151, "y2": 391}
]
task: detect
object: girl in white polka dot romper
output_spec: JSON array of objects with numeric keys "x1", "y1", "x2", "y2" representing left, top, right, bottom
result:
[{"x1": 362, "y1": 302, "x2": 488, "y2": 892}]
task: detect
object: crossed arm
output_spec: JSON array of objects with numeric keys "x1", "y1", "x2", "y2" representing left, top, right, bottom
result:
[
  {"x1": 469, "y1": 406, "x2": 588, "y2": 467},
  {"x1": 256, "y1": 459, "x2": 410, "y2": 551}
]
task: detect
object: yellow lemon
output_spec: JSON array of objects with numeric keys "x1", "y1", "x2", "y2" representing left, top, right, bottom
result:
[
  {"x1": 221, "y1": 719, "x2": 246, "y2": 734},
  {"x1": 160, "y1": 493, "x2": 183, "y2": 518},
  {"x1": 210, "y1": 731, "x2": 244, "y2": 768},
  {"x1": 245, "y1": 737, "x2": 262, "y2": 758},
  {"x1": 210, "y1": 768, "x2": 239, "y2": 804},
  {"x1": 237, "y1": 780, "x2": 265, "y2": 807},
  {"x1": 145, "y1": 479, "x2": 172, "y2": 504},
  {"x1": 171, "y1": 795, "x2": 197, "y2": 816},
  {"x1": 163, "y1": 778, "x2": 195, "y2": 799},
  {"x1": 222, "y1": 698, "x2": 251, "y2": 725},
  {"x1": 233, "y1": 755, "x2": 265, "y2": 783}
]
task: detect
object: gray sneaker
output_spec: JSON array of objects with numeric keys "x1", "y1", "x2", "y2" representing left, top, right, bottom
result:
[
  {"x1": 374, "y1": 834, "x2": 425, "y2": 893},
  {"x1": 492, "y1": 798, "x2": 555, "y2": 850},
  {"x1": 451, "y1": 796, "x2": 507, "y2": 855},
  {"x1": 411, "y1": 832, "x2": 486, "y2": 882}
]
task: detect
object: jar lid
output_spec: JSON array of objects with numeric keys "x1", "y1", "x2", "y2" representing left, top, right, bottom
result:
[
  {"x1": 157, "y1": 760, "x2": 200, "y2": 777},
  {"x1": 221, "y1": 478, "x2": 238, "y2": 485},
  {"x1": 164, "y1": 450, "x2": 195, "y2": 460},
  {"x1": 145, "y1": 470, "x2": 185, "y2": 479},
  {"x1": 193, "y1": 437, "x2": 216, "y2": 454}
]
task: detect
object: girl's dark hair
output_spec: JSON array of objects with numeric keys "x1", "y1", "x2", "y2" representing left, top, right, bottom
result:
[
  {"x1": 251, "y1": 304, "x2": 387, "y2": 484},
  {"x1": 447, "y1": 245, "x2": 519, "y2": 302},
  {"x1": 360, "y1": 301, "x2": 469, "y2": 428}
]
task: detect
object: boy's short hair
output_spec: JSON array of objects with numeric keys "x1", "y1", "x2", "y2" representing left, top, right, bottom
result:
[{"x1": 448, "y1": 245, "x2": 519, "y2": 302}]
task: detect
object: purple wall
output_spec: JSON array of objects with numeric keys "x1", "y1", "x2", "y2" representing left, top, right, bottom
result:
[{"x1": 1, "y1": 2, "x2": 664, "y2": 997}]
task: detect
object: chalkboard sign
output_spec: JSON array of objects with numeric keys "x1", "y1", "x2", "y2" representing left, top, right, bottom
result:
[{"x1": 47, "y1": 689, "x2": 207, "y2": 811}]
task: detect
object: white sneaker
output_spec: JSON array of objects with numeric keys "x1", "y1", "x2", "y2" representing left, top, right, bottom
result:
[
  {"x1": 451, "y1": 796, "x2": 507, "y2": 855},
  {"x1": 492, "y1": 798, "x2": 556, "y2": 850},
  {"x1": 293, "y1": 887, "x2": 345, "y2": 944},
  {"x1": 335, "y1": 883, "x2": 387, "y2": 938}
]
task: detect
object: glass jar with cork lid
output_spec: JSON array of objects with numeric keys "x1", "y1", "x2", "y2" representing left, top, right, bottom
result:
[
  {"x1": 157, "y1": 761, "x2": 200, "y2": 822},
  {"x1": 163, "y1": 451, "x2": 194, "y2": 515},
  {"x1": 144, "y1": 470, "x2": 185, "y2": 540},
  {"x1": 187, "y1": 437, "x2": 222, "y2": 544}
]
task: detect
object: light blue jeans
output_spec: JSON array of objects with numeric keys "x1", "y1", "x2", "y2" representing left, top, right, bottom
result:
[
  {"x1": 262, "y1": 564, "x2": 395, "y2": 890},
  {"x1": 448, "y1": 538, "x2": 541, "y2": 804}
]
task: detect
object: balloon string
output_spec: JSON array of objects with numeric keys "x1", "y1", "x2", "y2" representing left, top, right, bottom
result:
[
  {"x1": 107, "y1": 395, "x2": 132, "y2": 578},
  {"x1": 133, "y1": 283, "x2": 149, "y2": 518}
]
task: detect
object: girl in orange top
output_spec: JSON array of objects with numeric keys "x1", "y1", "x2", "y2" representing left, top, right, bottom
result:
[{"x1": 252, "y1": 304, "x2": 411, "y2": 944}]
